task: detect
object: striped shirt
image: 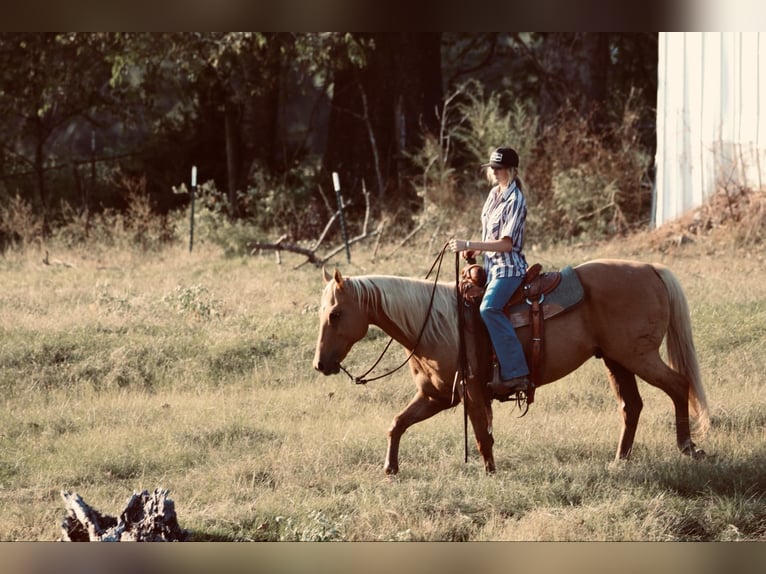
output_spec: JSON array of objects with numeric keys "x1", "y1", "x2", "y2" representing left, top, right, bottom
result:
[{"x1": 480, "y1": 178, "x2": 528, "y2": 279}]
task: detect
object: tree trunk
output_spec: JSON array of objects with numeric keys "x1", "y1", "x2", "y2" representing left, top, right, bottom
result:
[
  {"x1": 322, "y1": 33, "x2": 443, "y2": 209},
  {"x1": 239, "y1": 36, "x2": 282, "y2": 176},
  {"x1": 538, "y1": 33, "x2": 610, "y2": 130},
  {"x1": 60, "y1": 489, "x2": 186, "y2": 542},
  {"x1": 224, "y1": 99, "x2": 241, "y2": 220},
  {"x1": 33, "y1": 116, "x2": 49, "y2": 236},
  {"x1": 224, "y1": 34, "x2": 283, "y2": 220}
]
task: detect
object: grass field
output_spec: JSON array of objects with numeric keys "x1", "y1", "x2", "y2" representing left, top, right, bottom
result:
[{"x1": 1, "y1": 229, "x2": 765, "y2": 542}]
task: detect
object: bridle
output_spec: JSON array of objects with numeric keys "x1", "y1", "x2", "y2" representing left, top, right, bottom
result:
[
  {"x1": 336, "y1": 241, "x2": 479, "y2": 464},
  {"x1": 337, "y1": 242, "x2": 450, "y2": 385}
]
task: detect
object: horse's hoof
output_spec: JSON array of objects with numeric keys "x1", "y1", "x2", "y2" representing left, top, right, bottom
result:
[
  {"x1": 681, "y1": 444, "x2": 707, "y2": 459},
  {"x1": 691, "y1": 448, "x2": 707, "y2": 459}
]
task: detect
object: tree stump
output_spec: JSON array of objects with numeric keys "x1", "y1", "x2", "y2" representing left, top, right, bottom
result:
[{"x1": 60, "y1": 488, "x2": 187, "y2": 541}]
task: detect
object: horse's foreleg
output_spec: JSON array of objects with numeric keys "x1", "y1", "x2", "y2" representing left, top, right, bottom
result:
[
  {"x1": 465, "y1": 378, "x2": 495, "y2": 473},
  {"x1": 385, "y1": 391, "x2": 449, "y2": 475},
  {"x1": 604, "y1": 358, "x2": 643, "y2": 461}
]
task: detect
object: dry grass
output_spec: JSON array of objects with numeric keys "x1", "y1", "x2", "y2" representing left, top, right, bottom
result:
[{"x1": 1, "y1": 205, "x2": 765, "y2": 542}]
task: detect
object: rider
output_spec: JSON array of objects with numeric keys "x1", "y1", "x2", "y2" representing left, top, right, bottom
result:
[{"x1": 449, "y1": 146, "x2": 530, "y2": 399}]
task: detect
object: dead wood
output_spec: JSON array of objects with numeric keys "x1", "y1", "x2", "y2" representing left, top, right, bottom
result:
[
  {"x1": 382, "y1": 221, "x2": 424, "y2": 259},
  {"x1": 42, "y1": 250, "x2": 74, "y2": 268},
  {"x1": 250, "y1": 178, "x2": 383, "y2": 269},
  {"x1": 249, "y1": 237, "x2": 322, "y2": 266},
  {"x1": 60, "y1": 489, "x2": 186, "y2": 542}
]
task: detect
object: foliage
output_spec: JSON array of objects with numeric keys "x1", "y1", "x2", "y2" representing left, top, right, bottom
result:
[
  {"x1": 404, "y1": 90, "x2": 460, "y2": 223},
  {"x1": 527, "y1": 93, "x2": 652, "y2": 242},
  {"x1": 0, "y1": 194, "x2": 43, "y2": 248},
  {"x1": 163, "y1": 285, "x2": 222, "y2": 321},
  {"x1": 0, "y1": 32, "x2": 659, "y2": 249},
  {"x1": 186, "y1": 161, "x2": 327, "y2": 256},
  {"x1": 453, "y1": 79, "x2": 538, "y2": 171},
  {"x1": 239, "y1": 164, "x2": 326, "y2": 240},
  {"x1": 0, "y1": 32, "x2": 369, "y2": 233},
  {"x1": 0, "y1": 34, "x2": 132, "y2": 219},
  {"x1": 403, "y1": 79, "x2": 650, "y2": 245},
  {"x1": 550, "y1": 168, "x2": 625, "y2": 239}
]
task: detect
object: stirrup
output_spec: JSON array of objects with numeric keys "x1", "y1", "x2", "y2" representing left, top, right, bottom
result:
[
  {"x1": 491, "y1": 382, "x2": 535, "y2": 417},
  {"x1": 487, "y1": 376, "x2": 529, "y2": 397}
]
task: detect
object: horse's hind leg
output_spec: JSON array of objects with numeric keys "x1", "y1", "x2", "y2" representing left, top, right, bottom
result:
[
  {"x1": 624, "y1": 353, "x2": 702, "y2": 457},
  {"x1": 385, "y1": 391, "x2": 450, "y2": 475},
  {"x1": 604, "y1": 357, "x2": 643, "y2": 461}
]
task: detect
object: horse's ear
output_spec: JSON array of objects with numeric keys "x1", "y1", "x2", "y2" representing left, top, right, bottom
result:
[
  {"x1": 333, "y1": 268, "x2": 345, "y2": 289},
  {"x1": 322, "y1": 267, "x2": 344, "y2": 289}
]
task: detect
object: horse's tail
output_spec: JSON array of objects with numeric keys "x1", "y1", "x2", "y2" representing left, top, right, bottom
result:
[{"x1": 654, "y1": 265, "x2": 710, "y2": 438}]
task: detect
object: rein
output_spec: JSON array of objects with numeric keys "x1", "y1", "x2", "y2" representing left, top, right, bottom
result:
[
  {"x1": 455, "y1": 251, "x2": 470, "y2": 463},
  {"x1": 338, "y1": 242, "x2": 450, "y2": 385}
]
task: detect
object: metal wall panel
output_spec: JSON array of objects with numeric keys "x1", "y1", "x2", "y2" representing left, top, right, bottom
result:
[{"x1": 654, "y1": 32, "x2": 765, "y2": 226}]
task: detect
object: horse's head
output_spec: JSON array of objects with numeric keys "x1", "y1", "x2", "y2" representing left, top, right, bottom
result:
[{"x1": 313, "y1": 268, "x2": 369, "y2": 375}]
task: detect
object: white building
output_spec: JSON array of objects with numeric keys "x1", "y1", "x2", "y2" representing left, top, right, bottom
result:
[{"x1": 654, "y1": 32, "x2": 766, "y2": 226}]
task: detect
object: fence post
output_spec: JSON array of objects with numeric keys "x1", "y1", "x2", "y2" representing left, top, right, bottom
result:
[
  {"x1": 189, "y1": 166, "x2": 197, "y2": 253},
  {"x1": 332, "y1": 171, "x2": 351, "y2": 263}
]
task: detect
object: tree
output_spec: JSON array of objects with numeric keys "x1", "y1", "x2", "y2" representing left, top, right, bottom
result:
[
  {"x1": 112, "y1": 33, "x2": 367, "y2": 221},
  {"x1": 323, "y1": 33, "x2": 444, "y2": 210},
  {"x1": 0, "y1": 32, "x2": 659, "y2": 244},
  {"x1": 443, "y1": 33, "x2": 656, "y2": 139},
  {"x1": 536, "y1": 33, "x2": 610, "y2": 130},
  {"x1": 0, "y1": 33, "x2": 117, "y2": 232}
]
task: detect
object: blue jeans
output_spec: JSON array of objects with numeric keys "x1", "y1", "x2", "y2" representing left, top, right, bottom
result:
[{"x1": 480, "y1": 275, "x2": 530, "y2": 380}]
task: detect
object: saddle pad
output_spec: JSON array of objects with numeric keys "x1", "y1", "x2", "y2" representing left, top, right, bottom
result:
[{"x1": 506, "y1": 265, "x2": 584, "y2": 328}]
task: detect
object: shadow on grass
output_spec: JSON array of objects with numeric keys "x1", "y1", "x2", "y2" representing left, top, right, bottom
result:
[{"x1": 643, "y1": 445, "x2": 766, "y2": 498}]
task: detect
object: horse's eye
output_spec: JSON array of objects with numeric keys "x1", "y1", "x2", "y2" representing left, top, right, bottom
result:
[{"x1": 328, "y1": 310, "x2": 341, "y2": 324}]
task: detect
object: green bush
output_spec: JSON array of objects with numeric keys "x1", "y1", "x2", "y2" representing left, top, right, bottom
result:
[
  {"x1": 1, "y1": 81, "x2": 656, "y2": 256},
  {"x1": 403, "y1": 80, "x2": 651, "y2": 246},
  {"x1": 186, "y1": 165, "x2": 327, "y2": 257},
  {"x1": 0, "y1": 194, "x2": 43, "y2": 249},
  {"x1": 528, "y1": 96, "x2": 652, "y2": 243}
]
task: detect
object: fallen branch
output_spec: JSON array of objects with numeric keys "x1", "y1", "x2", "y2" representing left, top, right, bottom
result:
[
  {"x1": 312, "y1": 225, "x2": 382, "y2": 265},
  {"x1": 273, "y1": 234, "x2": 288, "y2": 264},
  {"x1": 251, "y1": 177, "x2": 380, "y2": 269},
  {"x1": 311, "y1": 210, "x2": 342, "y2": 252},
  {"x1": 42, "y1": 250, "x2": 74, "y2": 268},
  {"x1": 249, "y1": 238, "x2": 322, "y2": 266},
  {"x1": 382, "y1": 221, "x2": 425, "y2": 259}
]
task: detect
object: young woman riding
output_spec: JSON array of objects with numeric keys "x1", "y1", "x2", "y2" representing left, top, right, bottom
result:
[{"x1": 449, "y1": 146, "x2": 531, "y2": 399}]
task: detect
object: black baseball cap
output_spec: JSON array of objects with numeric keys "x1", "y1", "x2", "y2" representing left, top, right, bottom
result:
[{"x1": 482, "y1": 147, "x2": 519, "y2": 169}]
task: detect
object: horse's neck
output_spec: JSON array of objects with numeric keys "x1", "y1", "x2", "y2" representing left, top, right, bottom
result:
[
  {"x1": 364, "y1": 278, "x2": 416, "y2": 349},
  {"x1": 363, "y1": 276, "x2": 439, "y2": 352}
]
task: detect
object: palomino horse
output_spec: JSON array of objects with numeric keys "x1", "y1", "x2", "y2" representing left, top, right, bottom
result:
[{"x1": 313, "y1": 259, "x2": 709, "y2": 474}]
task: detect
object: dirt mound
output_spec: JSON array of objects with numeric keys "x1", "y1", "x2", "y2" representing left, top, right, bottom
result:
[{"x1": 635, "y1": 187, "x2": 766, "y2": 253}]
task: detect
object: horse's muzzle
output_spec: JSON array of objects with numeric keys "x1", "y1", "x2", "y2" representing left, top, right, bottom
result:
[{"x1": 313, "y1": 359, "x2": 340, "y2": 376}]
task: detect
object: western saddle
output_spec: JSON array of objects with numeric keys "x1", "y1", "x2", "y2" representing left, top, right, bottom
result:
[{"x1": 459, "y1": 262, "x2": 562, "y2": 405}]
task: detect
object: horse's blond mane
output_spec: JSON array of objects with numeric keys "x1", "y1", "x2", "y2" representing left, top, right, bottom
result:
[{"x1": 348, "y1": 276, "x2": 458, "y2": 347}]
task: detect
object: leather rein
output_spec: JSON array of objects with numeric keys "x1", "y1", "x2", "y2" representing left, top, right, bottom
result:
[{"x1": 338, "y1": 242, "x2": 450, "y2": 385}]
